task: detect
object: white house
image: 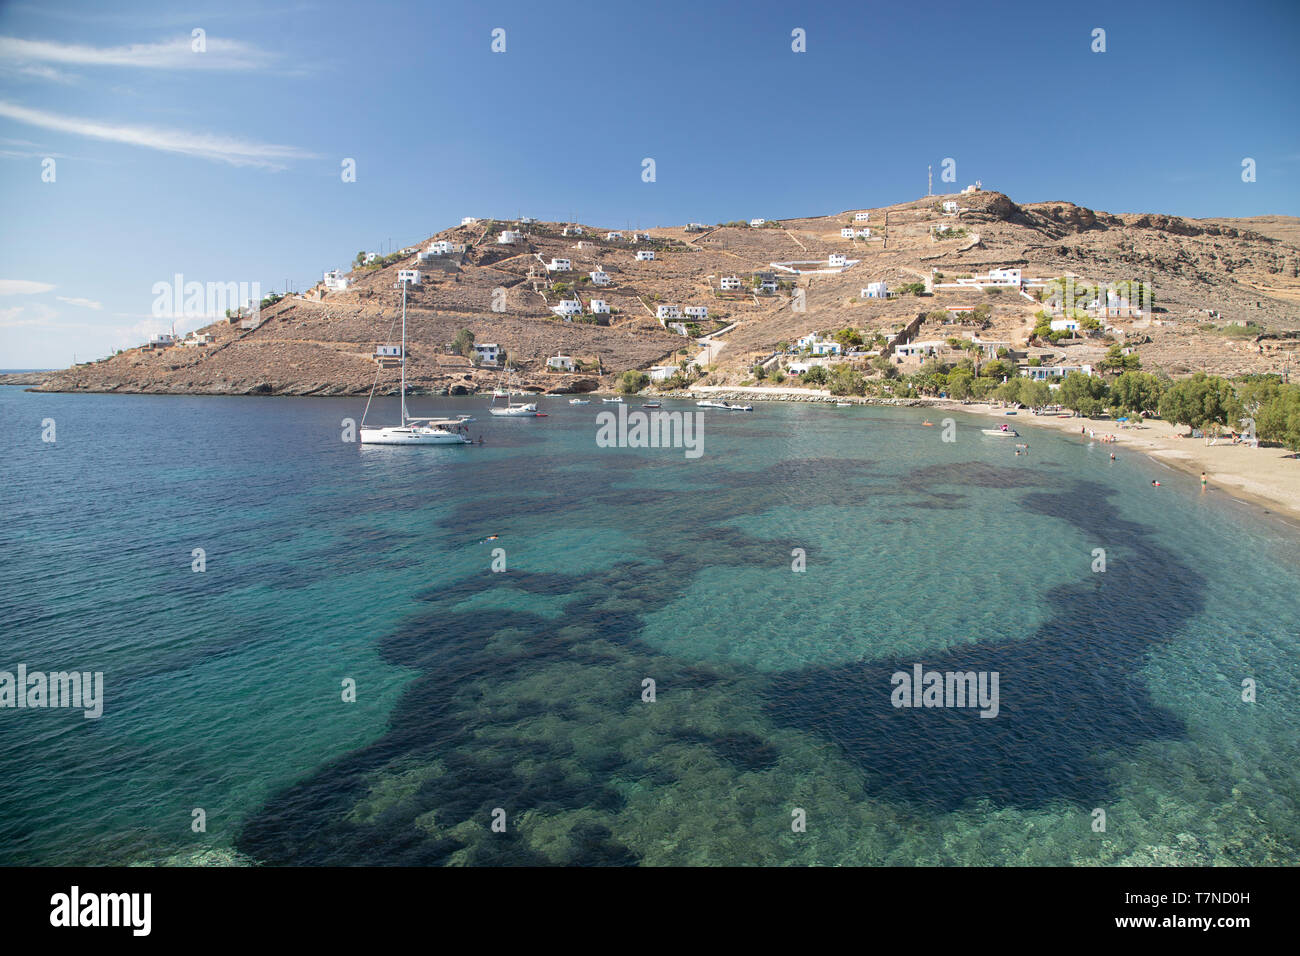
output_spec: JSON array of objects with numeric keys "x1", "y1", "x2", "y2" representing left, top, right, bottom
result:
[
  {"x1": 427, "y1": 241, "x2": 454, "y2": 256},
  {"x1": 683, "y1": 306, "x2": 708, "y2": 319},
  {"x1": 649, "y1": 365, "x2": 679, "y2": 381},
  {"x1": 854, "y1": 212, "x2": 871, "y2": 222},
  {"x1": 397, "y1": 270, "x2": 421, "y2": 285},
  {"x1": 498, "y1": 230, "x2": 523, "y2": 244},
  {"x1": 323, "y1": 270, "x2": 350, "y2": 292},
  {"x1": 750, "y1": 218, "x2": 767, "y2": 227},
  {"x1": 374, "y1": 344, "x2": 402, "y2": 361},
  {"x1": 547, "y1": 258, "x2": 572, "y2": 272},
  {"x1": 668, "y1": 322, "x2": 689, "y2": 336},
  {"x1": 894, "y1": 339, "x2": 947, "y2": 359},
  {"x1": 657, "y1": 305, "x2": 682, "y2": 320},
  {"x1": 562, "y1": 225, "x2": 583, "y2": 236},
  {"x1": 841, "y1": 227, "x2": 856, "y2": 238},
  {"x1": 636, "y1": 250, "x2": 655, "y2": 261},
  {"x1": 605, "y1": 232, "x2": 623, "y2": 241},
  {"x1": 720, "y1": 276, "x2": 742, "y2": 291},
  {"x1": 519, "y1": 216, "x2": 537, "y2": 225},
  {"x1": 473, "y1": 343, "x2": 501, "y2": 365},
  {"x1": 363, "y1": 252, "x2": 379, "y2": 264},
  {"x1": 590, "y1": 268, "x2": 611, "y2": 286},
  {"x1": 828, "y1": 253, "x2": 848, "y2": 268},
  {"x1": 685, "y1": 222, "x2": 706, "y2": 232},
  {"x1": 797, "y1": 333, "x2": 841, "y2": 356},
  {"x1": 148, "y1": 332, "x2": 177, "y2": 349},
  {"x1": 461, "y1": 217, "x2": 480, "y2": 226},
  {"x1": 553, "y1": 299, "x2": 584, "y2": 317},
  {"x1": 547, "y1": 355, "x2": 575, "y2": 372},
  {"x1": 590, "y1": 299, "x2": 610, "y2": 314},
  {"x1": 856, "y1": 228, "x2": 872, "y2": 238},
  {"x1": 1022, "y1": 363, "x2": 1095, "y2": 382},
  {"x1": 988, "y1": 268, "x2": 1021, "y2": 286},
  {"x1": 942, "y1": 200, "x2": 959, "y2": 214},
  {"x1": 862, "y1": 281, "x2": 888, "y2": 298},
  {"x1": 758, "y1": 277, "x2": 779, "y2": 293},
  {"x1": 182, "y1": 331, "x2": 213, "y2": 347},
  {"x1": 1050, "y1": 318, "x2": 1081, "y2": 333}
]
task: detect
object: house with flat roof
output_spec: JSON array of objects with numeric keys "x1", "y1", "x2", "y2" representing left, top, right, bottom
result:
[
  {"x1": 720, "y1": 276, "x2": 741, "y2": 290},
  {"x1": 473, "y1": 343, "x2": 501, "y2": 365},
  {"x1": 590, "y1": 268, "x2": 611, "y2": 286},
  {"x1": 862, "y1": 281, "x2": 888, "y2": 298},
  {"x1": 396, "y1": 270, "x2": 421, "y2": 285},
  {"x1": 590, "y1": 299, "x2": 610, "y2": 314},
  {"x1": 552, "y1": 299, "x2": 584, "y2": 317},
  {"x1": 636, "y1": 250, "x2": 656, "y2": 261},
  {"x1": 547, "y1": 355, "x2": 575, "y2": 372},
  {"x1": 547, "y1": 258, "x2": 572, "y2": 272},
  {"x1": 854, "y1": 212, "x2": 870, "y2": 222}
]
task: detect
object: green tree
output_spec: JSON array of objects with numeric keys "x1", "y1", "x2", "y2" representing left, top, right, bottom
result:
[
  {"x1": 1254, "y1": 384, "x2": 1300, "y2": 451},
  {"x1": 1058, "y1": 371, "x2": 1111, "y2": 416},
  {"x1": 802, "y1": 365, "x2": 830, "y2": 386},
  {"x1": 1108, "y1": 371, "x2": 1167, "y2": 416},
  {"x1": 1019, "y1": 379, "x2": 1051, "y2": 410},
  {"x1": 1157, "y1": 373, "x2": 1239, "y2": 433},
  {"x1": 947, "y1": 368, "x2": 974, "y2": 400},
  {"x1": 618, "y1": 370, "x2": 650, "y2": 394},
  {"x1": 1100, "y1": 343, "x2": 1141, "y2": 373},
  {"x1": 452, "y1": 328, "x2": 475, "y2": 359},
  {"x1": 833, "y1": 327, "x2": 863, "y2": 347},
  {"x1": 828, "y1": 364, "x2": 866, "y2": 396}
]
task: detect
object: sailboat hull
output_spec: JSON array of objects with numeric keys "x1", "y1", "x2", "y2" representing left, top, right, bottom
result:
[
  {"x1": 488, "y1": 404, "x2": 538, "y2": 417},
  {"x1": 360, "y1": 426, "x2": 470, "y2": 445}
]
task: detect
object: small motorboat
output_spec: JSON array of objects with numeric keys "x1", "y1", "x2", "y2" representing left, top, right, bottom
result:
[
  {"x1": 922, "y1": 420, "x2": 935, "y2": 427},
  {"x1": 602, "y1": 397, "x2": 624, "y2": 404},
  {"x1": 696, "y1": 400, "x2": 752, "y2": 411},
  {"x1": 642, "y1": 401, "x2": 662, "y2": 408},
  {"x1": 982, "y1": 426, "x2": 1019, "y2": 437},
  {"x1": 836, "y1": 402, "x2": 852, "y2": 407},
  {"x1": 569, "y1": 398, "x2": 591, "y2": 405}
]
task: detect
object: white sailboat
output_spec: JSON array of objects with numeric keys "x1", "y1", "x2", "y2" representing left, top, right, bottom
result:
[
  {"x1": 488, "y1": 369, "x2": 539, "y2": 417},
  {"x1": 360, "y1": 279, "x2": 472, "y2": 445}
]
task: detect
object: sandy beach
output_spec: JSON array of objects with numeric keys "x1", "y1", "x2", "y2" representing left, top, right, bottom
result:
[{"x1": 933, "y1": 400, "x2": 1300, "y2": 525}]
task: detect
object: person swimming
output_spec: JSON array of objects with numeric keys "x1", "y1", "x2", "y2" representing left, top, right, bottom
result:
[{"x1": 1151, "y1": 480, "x2": 1161, "y2": 487}]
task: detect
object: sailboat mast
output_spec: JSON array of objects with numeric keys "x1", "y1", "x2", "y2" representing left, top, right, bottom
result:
[{"x1": 400, "y1": 280, "x2": 408, "y2": 426}]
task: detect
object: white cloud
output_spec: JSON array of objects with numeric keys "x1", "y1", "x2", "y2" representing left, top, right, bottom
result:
[
  {"x1": 0, "y1": 35, "x2": 275, "y2": 71},
  {"x1": 56, "y1": 296, "x2": 103, "y2": 310},
  {"x1": 0, "y1": 279, "x2": 55, "y2": 295},
  {"x1": 0, "y1": 100, "x2": 316, "y2": 170},
  {"x1": 0, "y1": 303, "x2": 58, "y2": 327}
]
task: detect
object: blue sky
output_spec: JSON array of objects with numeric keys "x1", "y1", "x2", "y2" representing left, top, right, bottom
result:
[{"x1": 1, "y1": 0, "x2": 1297, "y2": 367}]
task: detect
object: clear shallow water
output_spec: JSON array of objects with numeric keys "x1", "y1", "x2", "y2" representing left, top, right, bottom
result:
[{"x1": 1, "y1": 386, "x2": 1297, "y2": 865}]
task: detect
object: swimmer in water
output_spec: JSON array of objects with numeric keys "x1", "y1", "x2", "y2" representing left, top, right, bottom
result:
[
  {"x1": 1109, "y1": 452, "x2": 1116, "y2": 461},
  {"x1": 1151, "y1": 480, "x2": 1161, "y2": 487},
  {"x1": 481, "y1": 535, "x2": 500, "y2": 542}
]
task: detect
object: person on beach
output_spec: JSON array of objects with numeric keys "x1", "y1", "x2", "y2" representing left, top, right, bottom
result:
[{"x1": 1201, "y1": 472, "x2": 1207, "y2": 491}]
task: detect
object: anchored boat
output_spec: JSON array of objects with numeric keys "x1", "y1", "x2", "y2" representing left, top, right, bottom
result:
[{"x1": 360, "y1": 280, "x2": 472, "y2": 445}]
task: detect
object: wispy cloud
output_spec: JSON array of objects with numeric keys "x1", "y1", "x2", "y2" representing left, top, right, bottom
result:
[
  {"x1": 0, "y1": 100, "x2": 316, "y2": 170},
  {"x1": 0, "y1": 279, "x2": 56, "y2": 295},
  {"x1": 56, "y1": 296, "x2": 103, "y2": 310},
  {"x1": 0, "y1": 34, "x2": 276, "y2": 71}
]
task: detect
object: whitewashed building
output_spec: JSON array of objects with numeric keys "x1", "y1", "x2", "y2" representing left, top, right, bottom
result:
[
  {"x1": 461, "y1": 217, "x2": 480, "y2": 226},
  {"x1": 828, "y1": 253, "x2": 848, "y2": 268},
  {"x1": 553, "y1": 299, "x2": 584, "y2": 317},
  {"x1": 590, "y1": 299, "x2": 610, "y2": 314},
  {"x1": 1022, "y1": 363, "x2": 1095, "y2": 382},
  {"x1": 636, "y1": 250, "x2": 655, "y2": 261},
  {"x1": 148, "y1": 332, "x2": 177, "y2": 349},
  {"x1": 547, "y1": 258, "x2": 572, "y2": 272},
  {"x1": 427, "y1": 241, "x2": 454, "y2": 256},
  {"x1": 685, "y1": 222, "x2": 706, "y2": 232},
  {"x1": 841, "y1": 227, "x2": 856, "y2": 238},
  {"x1": 363, "y1": 252, "x2": 379, "y2": 264},
  {"x1": 656, "y1": 304, "x2": 682, "y2": 320},
  {"x1": 473, "y1": 343, "x2": 501, "y2": 365},
  {"x1": 324, "y1": 270, "x2": 350, "y2": 292},
  {"x1": 562, "y1": 225, "x2": 583, "y2": 236},
  {"x1": 182, "y1": 331, "x2": 212, "y2": 347},
  {"x1": 758, "y1": 277, "x2": 779, "y2": 293},
  {"x1": 1050, "y1": 318, "x2": 1081, "y2": 333},
  {"x1": 649, "y1": 365, "x2": 679, "y2": 382},
  {"x1": 589, "y1": 268, "x2": 611, "y2": 286},
  {"x1": 856, "y1": 228, "x2": 872, "y2": 238},
  {"x1": 720, "y1": 276, "x2": 741, "y2": 290},
  {"x1": 547, "y1": 355, "x2": 575, "y2": 372},
  {"x1": 374, "y1": 344, "x2": 402, "y2": 362},
  {"x1": 519, "y1": 216, "x2": 537, "y2": 225},
  {"x1": 605, "y1": 232, "x2": 623, "y2": 241},
  {"x1": 498, "y1": 230, "x2": 523, "y2": 244},
  {"x1": 397, "y1": 270, "x2": 421, "y2": 285},
  {"x1": 750, "y1": 218, "x2": 767, "y2": 227},
  {"x1": 988, "y1": 268, "x2": 1021, "y2": 286},
  {"x1": 683, "y1": 306, "x2": 708, "y2": 319},
  {"x1": 854, "y1": 212, "x2": 871, "y2": 222},
  {"x1": 862, "y1": 282, "x2": 888, "y2": 298},
  {"x1": 942, "y1": 201, "x2": 959, "y2": 214}
]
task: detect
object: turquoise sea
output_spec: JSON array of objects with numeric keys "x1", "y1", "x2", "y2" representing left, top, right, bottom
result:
[{"x1": 1, "y1": 385, "x2": 1297, "y2": 866}]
